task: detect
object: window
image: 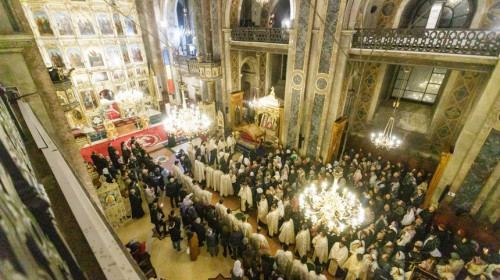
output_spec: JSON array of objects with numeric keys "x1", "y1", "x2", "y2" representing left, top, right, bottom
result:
[
  {"x1": 410, "y1": 0, "x2": 475, "y2": 28},
  {"x1": 391, "y1": 66, "x2": 446, "y2": 104}
]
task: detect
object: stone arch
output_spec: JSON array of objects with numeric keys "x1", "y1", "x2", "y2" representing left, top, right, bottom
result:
[
  {"x1": 240, "y1": 56, "x2": 258, "y2": 100},
  {"x1": 396, "y1": 0, "x2": 478, "y2": 28}
]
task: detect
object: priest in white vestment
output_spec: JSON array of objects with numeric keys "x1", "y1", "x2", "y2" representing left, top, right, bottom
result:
[
  {"x1": 212, "y1": 169, "x2": 223, "y2": 192},
  {"x1": 290, "y1": 257, "x2": 309, "y2": 280},
  {"x1": 239, "y1": 217, "x2": 253, "y2": 239},
  {"x1": 217, "y1": 139, "x2": 226, "y2": 154},
  {"x1": 206, "y1": 166, "x2": 214, "y2": 189},
  {"x1": 194, "y1": 157, "x2": 205, "y2": 182},
  {"x1": 266, "y1": 205, "x2": 280, "y2": 237},
  {"x1": 275, "y1": 245, "x2": 293, "y2": 277},
  {"x1": 200, "y1": 186, "x2": 212, "y2": 205},
  {"x1": 238, "y1": 184, "x2": 253, "y2": 212},
  {"x1": 312, "y1": 231, "x2": 329, "y2": 264},
  {"x1": 328, "y1": 242, "x2": 349, "y2": 276},
  {"x1": 172, "y1": 161, "x2": 184, "y2": 179},
  {"x1": 295, "y1": 225, "x2": 310, "y2": 258},
  {"x1": 279, "y1": 218, "x2": 295, "y2": 245},
  {"x1": 215, "y1": 199, "x2": 227, "y2": 220},
  {"x1": 343, "y1": 253, "x2": 369, "y2": 280},
  {"x1": 220, "y1": 173, "x2": 233, "y2": 197},
  {"x1": 257, "y1": 195, "x2": 268, "y2": 225},
  {"x1": 227, "y1": 135, "x2": 236, "y2": 154}
]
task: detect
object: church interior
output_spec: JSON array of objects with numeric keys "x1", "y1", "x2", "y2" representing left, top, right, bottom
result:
[{"x1": 1, "y1": 0, "x2": 499, "y2": 279}]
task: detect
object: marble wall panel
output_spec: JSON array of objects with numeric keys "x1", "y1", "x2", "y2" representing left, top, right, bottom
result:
[
  {"x1": 287, "y1": 88, "x2": 302, "y2": 147},
  {"x1": 318, "y1": 0, "x2": 340, "y2": 74},
  {"x1": 294, "y1": 0, "x2": 311, "y2": 70},
  {"x1": 306, "y1": 93, "x2": 326, "y2": 156}
]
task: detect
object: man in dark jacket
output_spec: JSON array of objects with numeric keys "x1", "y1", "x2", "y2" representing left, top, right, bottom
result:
[
  {"x1": 168, "y1": 222, "x2": 182, "y2": 252},
  {"x1": 150, "y1": 203, "x2": 167, "y2": 238},
  {"x1": 191, "y1": 218, "x2": 206, "y2": 247},
  {"x1": 165, "y1": 177, "x2": 178, "y2": 208},
  {"x1": 229, "y1": 225, "x2": 244, "y2": 259}
]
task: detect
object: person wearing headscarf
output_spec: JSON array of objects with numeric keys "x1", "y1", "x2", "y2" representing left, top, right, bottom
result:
[
  {"x1": 206, "y1": 228, "x2": 219, "y2": 257},
  {"x1": 192, "y1": 217, "x2": 206, "y2": 247},
  {"x1": 328, "y1": 241, "x2": 349, "y2": 277},
  {"x1": 187, "y1": 229, "x2": 200, "y2": 261},
  {"x1": 230, "y1": 260, "x2": 243, "y2": 280},
  {"x1": 392, "y1": 251, "x2": 406, "y2": 270}
]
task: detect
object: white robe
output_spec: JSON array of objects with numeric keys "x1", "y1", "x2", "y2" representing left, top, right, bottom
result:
[
  {"x1": 295, "y1": 229, "x2": 311, "y2": 258},
  {"x1": 277, "y1": 200, "x2": 285, "y2": 218},
  {"x1": 212, "y1": 170, "x2": 223, "y2": 192},
  {"x1": 401, "y1": 208, "x2": 415, "y2": 226},
  {"x1": 266, "y1": 209, "x2": 280, "y2": 236},
  {"x1": 215, "y1": 203, "x2": 227, "y2": 220},
  {"x1": 290, "y1": 259, "x2": 309, "y2": 280},
  {"x1": 220, "y1": 174, "x2": 233, "y2": 197},
  {"x1": 194, "y1": 160, "x2": 205, "y2": 182},
  {"x1": 249, "y1": 233, "x2": 269, "y2": 253},
  {"x1": 308, "y1": 271, "x2": 327, "y2": 280},
  {"x1": 172, "y1": 164, "x2": 184, "y2": 180},
  {"x1": 275, "y1": 249, "x2": 293, "y2": 276},
  {"x1": 217, "y1": 141, "x2": 226, "y2": 154},
  {"x1": 206, "y1": 166, "x2": 214, "y2": 189},
  {"x1": 227, "y1": 136, "x2": 235, "y2": 154},
  {"x1": 312, "y1": 235, "x2": 329, "y2": 264},
  {"x1": 279, "y1": 219, "x2": 295, "y2": 245},
  {"x1": 329, "y1": 242, "x2": 349, "y2": 267},
  {"x1": 257, "y1": 199, "x2": 268, "y2": 224},
  {"x1": 238, "y1": 186, "x2": 253, "y2": 211},
  {"x1": 200, "y1": 189, "x2": 212, "y2": 204},
  {"x1": 239, "y1": 221, "x2": 253, "y2": 239},
  {"x1": 343, "y1": 254, "x2": 369, "y2": 280}
]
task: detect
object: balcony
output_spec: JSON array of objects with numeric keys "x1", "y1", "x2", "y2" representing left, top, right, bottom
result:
[
  {"x1": 173, "y1": 54, "x2": 197, "y2": 66},
  {"x1": 231, "y1": 27, "x2": 290, "y2": 44},
  {"x1": 352, "y1": 29, "x2": 500, "y2": 57}
]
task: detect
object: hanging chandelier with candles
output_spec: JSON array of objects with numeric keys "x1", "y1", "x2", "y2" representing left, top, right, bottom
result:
[
  {"x1": 370, "y1": 66, "x2": 410, "y2": 150},
  {"x1": 115, "y1": 89, "x2": 143, "y2": 107},
  {"x1": 256, "y1": 0, "x2": 270, "y2": 5},
  {"x1": 299, "y1": 167, "x2": 364, "y2": 233},
  {"x1": 163, "y1": 81, "x2": 211, "y2": 138}
]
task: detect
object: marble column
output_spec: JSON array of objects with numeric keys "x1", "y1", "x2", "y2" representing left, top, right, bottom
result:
[{"x1": 135, "y1": 0, "x2": 170, "y2": 103}]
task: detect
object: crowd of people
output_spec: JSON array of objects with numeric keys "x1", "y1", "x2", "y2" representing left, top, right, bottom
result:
[{"x1": 88, "y1": 134, "x2": 500, "y2": 280}]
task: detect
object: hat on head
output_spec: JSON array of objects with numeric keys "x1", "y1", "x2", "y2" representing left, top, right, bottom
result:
[{"x1": 257, "y1": 188, "x2": 263, "y2": 194}]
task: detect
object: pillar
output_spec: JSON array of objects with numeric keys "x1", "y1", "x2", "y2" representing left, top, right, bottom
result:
[{"x1": 422, "y1": 152, "x2": 452, "y2": 208}]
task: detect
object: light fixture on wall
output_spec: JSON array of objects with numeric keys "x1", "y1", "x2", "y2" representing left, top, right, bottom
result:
[
  {"x1": 256, "y1": 0, "x2": 270, "y2": 6},
  {"x1": 163, "y1": 81, "x2": 211, "y2": 138},
  {"x1": 299, "y1": 167, "x2": 364, "y2": 233},
  {"x1": 370, "y1": 66, "x2": 410, "y2": 150}
]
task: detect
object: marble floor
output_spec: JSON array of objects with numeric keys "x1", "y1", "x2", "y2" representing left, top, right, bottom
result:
[{"x1": 114, "y1": 142, "x2": 335, "y2": 279}]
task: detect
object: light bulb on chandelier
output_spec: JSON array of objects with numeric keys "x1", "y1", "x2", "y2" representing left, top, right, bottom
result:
[{"x1": 256, "y1": 0, "x2": 270, "y2": 5}]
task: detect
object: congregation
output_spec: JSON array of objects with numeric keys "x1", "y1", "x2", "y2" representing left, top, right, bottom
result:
[{"x1": 88, "y1": 134, "x2": 500, "y2": 280}]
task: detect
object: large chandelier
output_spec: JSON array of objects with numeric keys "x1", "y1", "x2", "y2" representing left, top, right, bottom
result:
[
  {"x1": 115, "y1": 89, "x2": 143, "y2": 107},
  {"x1": 299, "y1": 167, "x2": 364, "y2": 233},
  {"x1": 370, "y1": 66, "x2": 410, "y2": 150},
  {"x1": 256, "y1": 0, "x2": 270, "y2": 5},
  {"x1": 163, "y1": 81, "x2": 211, "y2": 138}
]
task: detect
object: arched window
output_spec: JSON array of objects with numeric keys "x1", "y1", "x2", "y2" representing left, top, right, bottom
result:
[{"x1": 406, "y1": 0, "x2": 476, "y2": 28}]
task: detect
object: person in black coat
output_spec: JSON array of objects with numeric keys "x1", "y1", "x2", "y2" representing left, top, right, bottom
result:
[
  {"x1": 150, "y1": 203, "x2": 167, "y2": 237},
  {"x1": 191, "y1": 217, "x2": 206, "y2": 247},
  {"x1": 168, "y1": 221, "x2": 182, "y2": 252},
  {"x1": 229, "y1": 225, "x2": 244, "y2": 259},
  {"x1": 165, "y1": 177, "x2": 178, "y2": 208},
  {"x1": 168, "y1": 210, "x2": 181, "y2": 230}
]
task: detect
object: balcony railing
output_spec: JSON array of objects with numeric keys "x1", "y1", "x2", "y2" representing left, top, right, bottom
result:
[
  {"x1": 187, "y1": 59, "x2": 222, "y2": 81},
  {"x1": 173, "y1": 54, "x2": 197, "y2": 66},
  {"x1": 352, "y1": 29, "x2": 500, "y2": 57},
  {"x1": 231, "y1": 27, "x2": 289, "y2": 44}
]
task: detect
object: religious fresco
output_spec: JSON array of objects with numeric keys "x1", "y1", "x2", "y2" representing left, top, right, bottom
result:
[
  {"x1": 97, "y1": 13, "x2": 114, "y2": 35},
  {"x1": 54, "y1": 12, "x2": 74, "y2": 35},
  {"x1": 92, "y1": 72, "x2": 109, "y2": 82},
  {"x1": 106, "y1": 46, "x2": 121, "y2": 66},
  {"x1": 33, "y1": 11, "x2": 53, "y2": 35},
  {"x1": 113, "y1": 70, "x2": 125, "y2": 81},
  {"x1": 120, "y1": 44, "x2": 131, "y2": 64},
  {"x1": 138, "y1": 80, "x2": 150, "y2": 95},
  {"x1": 79, "y1": 89, "x2": 98, "y2": 110},
  {"x1": 124, "y1": 15, "x2": 137, "y2": 34},
  {"x1": 66, "y1": 47, "x2": 85, "y2": 68},
  {"x1": 77, "y1": 17, "x2": 95, "y2": 35},
  {"x1": 130, "y1": 44, "x2": 143, "y2": 62},
  {"x1": 87, "y1": 48, "x2": 105, "y2": 67},
  {"x1": 113, "y1": 14, "x2": 124, "y2": 35},
  {"x1": 47, "y1": 48, "x2": 65, "y2": 68}
]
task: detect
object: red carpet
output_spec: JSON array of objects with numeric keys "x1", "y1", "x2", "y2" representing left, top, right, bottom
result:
[{"x1": 80, "y1": 124, "x2": 168, "y2": 163}]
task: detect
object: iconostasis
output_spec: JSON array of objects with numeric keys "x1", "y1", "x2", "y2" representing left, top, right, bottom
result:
[{"x1": 21, "y1": 0, "x2": 160, "y2": 128}]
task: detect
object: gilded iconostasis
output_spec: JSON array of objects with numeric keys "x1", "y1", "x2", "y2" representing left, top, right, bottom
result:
[{"x1": 21, "y1": 0, "x2": 159, "y2": 127}]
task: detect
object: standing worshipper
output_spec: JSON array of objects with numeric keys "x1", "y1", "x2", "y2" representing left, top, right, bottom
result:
[
  {"x1": 275, "y1": 244, "x2": 293, "y2": 277},
  {"x1": 239, "y1": 216, "x2": 253, "y2": 239},
  {"x1": 227, "y1": 134, "x2": 236, "y2": 154},
  {"x1": 312, "y1": 231, "x2": 329, "y2": 265},
  {"x1": 266, "y1": 204, "x2": 280, "y2": 237},
  {"x1": 328, "y1": 241, "x2": 349, "y2": 277},
  {"x1": 192, "y1": 218, "x2": 206, "y2": 247},
  {"x1": 238, "y1": 183, "x2": 253, "y2": 213},
  {"x1": 230, "y1": 260, "x2": 244, "y2": 280},
  {"x1": 194, "y1": 156, "x2": 206, "y2": 182},
  {"x1": 168, "y1": 221, "x2": 182, "y2": 252},
  {"x1": 150, "y1": 203, "x2": 167, "y2": 238},
  {"x1": 165, "y1": 178, "x2": 178, "y2": 208},
  {"x1": 308, "y1": 265, "x2": 327, "y2": 280},
  {"x1": 229, "y1": 225, "x2": 244, "y2": 259},
  {"x1": 220, "y1": 172, "x2": 234, "y2": 197},
  {"x1": 187, "y1": 229, "x2": 200, "y2": 261},
  {"x1": 343, "y1": 253, "x2": 369, "y2": 280},
  {"x1": 290, "y1": 256, "x2": 309, "y2": 280},
  {"x1": 215, "y1": 199, "x2": 228, "y2": 220},
  {"x1": 279, "y1": 217, "x2": 295, "y2": 245},
  {"x1": 295, "y1": 224, "x2": 311, "y2": 258},
  {"x1": 257, "y1": 194, "x2": 269, "y2": 225},
  {"x1": 129, "y1": 186, "x2": 145, "y2": 219},
  {"x1": 206, "y1": 227, "x2": 219, "y2": 257}
]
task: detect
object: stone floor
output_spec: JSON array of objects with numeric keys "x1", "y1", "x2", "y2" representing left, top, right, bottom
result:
[{"x1": 114, "y1": 141, "x2": 335, "y2": 280}]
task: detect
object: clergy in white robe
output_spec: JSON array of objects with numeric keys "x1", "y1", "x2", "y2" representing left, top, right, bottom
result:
[
  {"x1": 257, "y1": 195, "x2": 269, "y2": 224},
  {"x1": 215, "y1": 199, "x2": 227, "y2": 220},
  {"x1": 290, "y1": 258, "x2": 309, "y2": 280},
  {"x1": 172, "y1": 161, "x2": 184, "y2": 179},
  {"x1": 312, "y1": 232, "x2": 329, "y2": 264},
  {"x1": 279, "y1": 218, "x2": 295, "y2": 245},
  {"x1": 308, "y1": 267, "x2": 327, "y2": 280},
  {"x1": 250, "y1": 228, "x2": 270, "y2": 254},
  {"x1": 212, "y1": 169, "x2": 223, "y2": 192},
  {"x1": 295, "y1": 226, "x2": 310, "y2": 258},
  {"x1": 217, "y1": 140, "x2": 226, "y2": 154},
  {"x1": 194, "y1": 158, "x2": 205, "y2": 182},
  {"x1": 227, "y1": 135, "x2": 236, "y2": 154},
  {"x1": 187, "y1": 141, "x2": 195, "y2": 162},
  {"x1": 239, "y1": 217, "x2": 253, "y2": 239},
  {"x1": 200, "y1": 186, "x2": 212, "y2": 204},
  {"x1": 206, "y1": 166, "x2": 214, "y2": 189},
  {"x1": 266, "y1": 206, "x2": 280, "y2": 237},
  {"x1": 220, "y1": 173, "x2": 233, "y2": 197},
  {"x1": 275, "y1": 247, "x2": 293, "y2": 277},
  {"x1": 238, "y1": 184, "x2": 253, "y2": 212},
  {"x1": 328, "y1": 242, "x2": 349, "y2": 276},
  {"x1": 343, "y1": 253, "x2": 369, "y2": 280}
]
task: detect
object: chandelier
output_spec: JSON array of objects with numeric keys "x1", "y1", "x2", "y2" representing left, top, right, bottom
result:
[
  {"x1": 163, "y1": 81, "x2": 211, "y2": 138},
  {"x1": 115, "y1": 89, "x2": 143, "y2": 106},
  {"x1": 299, "y1": 167, "x2": 364, "y2": 233},
  {"x1": 256, "y1": 0, "x2": 270, "y2": 5},
  {"x1": 370, "y1": 66, "x2": 410, "y2": 150}
]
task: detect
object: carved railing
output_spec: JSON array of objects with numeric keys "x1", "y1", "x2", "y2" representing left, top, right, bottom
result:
[
  {"x1": 231, "y1": 27, "x2": 290, "y2": 44},
  {"x1": 352, "y1": 29, "x2": 500, "y2": 57},
  {"x1": 173, "y1": 54, "x2": 197, "y2": 65},
  {"x1": 187, "y1": 59, "x2": 222, "y2": 81}
]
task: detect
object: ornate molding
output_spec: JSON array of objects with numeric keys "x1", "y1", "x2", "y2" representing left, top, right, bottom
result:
[{"x1": 0, "y1": 35, "x2": 34, "y2": 49}]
